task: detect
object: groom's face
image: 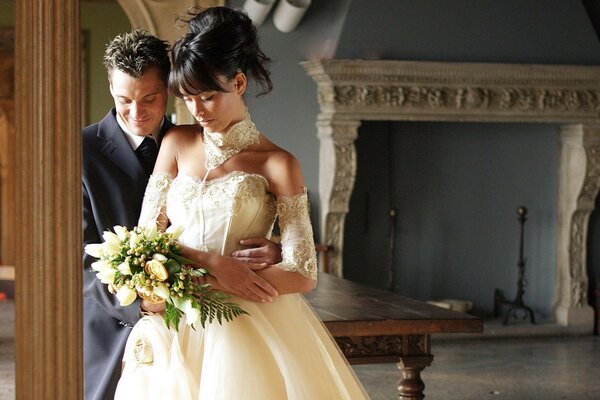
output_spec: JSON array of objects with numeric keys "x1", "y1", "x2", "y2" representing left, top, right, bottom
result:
[{"x1": 109, "y1": 67, "x2": 168, "y2": 137}]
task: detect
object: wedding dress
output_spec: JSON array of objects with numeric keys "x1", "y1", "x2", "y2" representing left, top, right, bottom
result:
[{"x1": 114, "y1": 115, "x2": 369, "y2": 400}]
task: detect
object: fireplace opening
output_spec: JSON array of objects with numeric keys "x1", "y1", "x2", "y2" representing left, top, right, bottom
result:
[{"x1": 343, "y1": 120, "x2": 558, "y2": 318}]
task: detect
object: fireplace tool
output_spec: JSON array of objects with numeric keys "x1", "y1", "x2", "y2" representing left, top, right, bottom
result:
[{"x1": 494, "y1": 206, "x2": 536, "y2": 325}]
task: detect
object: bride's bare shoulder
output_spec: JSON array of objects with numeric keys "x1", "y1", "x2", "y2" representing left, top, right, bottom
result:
[
  {"x1": 260, "y1": 143, "x2": 304, "y2": 196},
  {"x1": 162, "y1": 124, "x2": 200, "y2": 143}
]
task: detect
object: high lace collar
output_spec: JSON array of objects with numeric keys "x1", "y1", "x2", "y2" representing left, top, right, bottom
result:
[{"x1": 203, "y1": 110, "x2": 261, "y2": 170}]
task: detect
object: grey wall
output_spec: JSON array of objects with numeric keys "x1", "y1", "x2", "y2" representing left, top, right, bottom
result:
[{"x1": 335, "y1": 0, "x2": 600, "y2": 64}]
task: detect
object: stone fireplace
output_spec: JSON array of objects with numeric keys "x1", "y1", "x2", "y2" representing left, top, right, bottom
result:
[{"x1": 302, "y1": 59, "x2": 600, "y2": 330}]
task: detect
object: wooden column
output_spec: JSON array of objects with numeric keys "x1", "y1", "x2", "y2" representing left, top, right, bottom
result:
[{"x1": 14, "y1": 1, "x2": 82, "y2": 399}]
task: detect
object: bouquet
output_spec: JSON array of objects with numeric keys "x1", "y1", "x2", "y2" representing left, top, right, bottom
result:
[{"x1": 85, "y1": 224, "x2": 248, "y2": 330}]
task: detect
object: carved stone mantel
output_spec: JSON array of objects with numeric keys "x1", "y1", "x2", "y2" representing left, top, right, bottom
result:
[{"x1": 302, "y1": 59, "x2": 600, "y2": 330}]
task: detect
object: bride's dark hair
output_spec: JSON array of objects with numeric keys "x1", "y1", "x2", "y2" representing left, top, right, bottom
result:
[{"x1": 170, "y1": 6, "x2": 273, "y2": 97}]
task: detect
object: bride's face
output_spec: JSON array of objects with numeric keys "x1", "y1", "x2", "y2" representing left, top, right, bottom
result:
[
  {"x1": 182, "y1": 73, "x2": 247, "y2": 134},
  {"x1": 109, "y1": 67, "x2": 168, "y2": 137}
]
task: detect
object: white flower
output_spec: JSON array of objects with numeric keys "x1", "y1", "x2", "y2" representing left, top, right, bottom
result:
[
  {"x1": 173, "y1": 298, "x2": 200, "y2": 326},
  {"x1": 144, "y1": 224, "x2": 158, "y2": 240},
  {"x1": 184, "y1": 307, "x2": 200, "y2": 326},
  {"x1": 116, "y1": 285, "x2": 137, "y2": 306},
  {"x1": 103, "y1": 231, "x2": 122, "y2": 246},
  {"x1": 102, "y1": 240, "x2": 121, "y2": 257},
  {"x1": 96, "y1": 269, "x2": 116, "y2": 285},
  {"x1": 91, "y1": 260, "x2": 111, "y2": 272},
  {"x1": 84, "y1": 243, "x2": 104, "y2": 258},
  {"x1": 153, "y1": 283, "x2": 170, "y2": 300},
  {"x1": 117, "y1": 261, "x2": 132, "y2": 276},
  {"x1": 171, "y1": 298, "x2": 201, "y2": 325},
  {"x1": 166, "y1": 225, "x2": 184, "y2": 239},
  {"x1": 113, "y1": 225, "x2": 129, "y2": 241},
  {"x1": 172, "y1": 297, "x2": 186, "y2": 310},
  {"x1": 129, "y1": 231, "x2": 140, "y2": 248},
  {"x1": 152, "y1": 253, "x2": 168, "y2": 263}
]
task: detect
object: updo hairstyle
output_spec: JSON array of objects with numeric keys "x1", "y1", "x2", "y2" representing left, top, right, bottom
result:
[{"x1": 169, "y1": 7, "x2": 272, "y2": 98}]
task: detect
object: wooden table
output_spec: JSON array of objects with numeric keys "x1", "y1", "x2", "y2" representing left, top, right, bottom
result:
[{"x1": 304, "y1": 273, "x2": 483, "y2": 400}]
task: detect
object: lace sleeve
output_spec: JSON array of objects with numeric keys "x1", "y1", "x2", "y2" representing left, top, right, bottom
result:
[
  {"x1": 273, "y1": 189, "x2": 318, "y2": 280},
  {"x1": 138, "y1": 173, "x2": 173, "y2": 227}
]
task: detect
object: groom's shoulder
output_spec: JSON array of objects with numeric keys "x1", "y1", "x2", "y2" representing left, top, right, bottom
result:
[
  {"x1": 82, "y1": 121, "x2": 99, "y2": 139},
  {"x1": 82, "y1": 109, "x2": 116, "y2": 140}
]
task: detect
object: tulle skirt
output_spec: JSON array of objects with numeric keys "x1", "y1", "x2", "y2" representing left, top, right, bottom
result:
[{"x1": 114, "y1": 294, "x2": 370, "y2": 400}]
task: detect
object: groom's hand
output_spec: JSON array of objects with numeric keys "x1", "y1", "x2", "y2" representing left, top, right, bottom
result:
[
  {"x1": 140, "y1": 299, "x2": 166, "y2": 313},
  {"x1": 231, "y1": 237, "x2": 282, "y2": 265}
]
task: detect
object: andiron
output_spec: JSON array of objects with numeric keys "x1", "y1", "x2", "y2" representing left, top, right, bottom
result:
[{"x1": 494, "y1": 206, "x2": 536, "y2": 325}]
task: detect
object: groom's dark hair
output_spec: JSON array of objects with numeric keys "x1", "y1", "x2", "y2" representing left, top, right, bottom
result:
[{"x1": 103, "y1": 30, "x2": 171, "y2": 86}]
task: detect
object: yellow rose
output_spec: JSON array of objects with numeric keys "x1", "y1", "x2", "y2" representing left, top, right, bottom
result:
[
  {"x1": 144, "y1": 260, "x2": 169, "y2": 281},
  {"x1": 135, "y1": 283, "x2": 152, "y2": 297}
]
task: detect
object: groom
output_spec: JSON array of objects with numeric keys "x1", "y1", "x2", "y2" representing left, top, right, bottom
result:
[{"x1": 83, "y1": 31, "x2": 281, "y2": 400}]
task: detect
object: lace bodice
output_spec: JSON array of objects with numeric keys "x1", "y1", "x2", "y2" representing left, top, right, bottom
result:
[{"x1": 139, "y1": 171, "x2": 318, "y2": 279}]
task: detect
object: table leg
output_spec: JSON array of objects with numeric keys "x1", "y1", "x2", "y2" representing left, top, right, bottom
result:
[
  {"x1": 334, "y1": 334, "x2": 435, "y2": 398},
  {"x1": 397, "y1": 355, "x2": 434, "y2": 399}
]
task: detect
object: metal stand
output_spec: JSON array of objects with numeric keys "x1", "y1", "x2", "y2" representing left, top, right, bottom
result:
[{"x1": 494, "y1": 206, "x2": 536, "y2": 325}]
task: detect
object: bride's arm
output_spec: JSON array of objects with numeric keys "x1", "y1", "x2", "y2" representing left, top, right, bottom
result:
[
  {"x1": 137, "y1": 130, "x2": 180, "y2": 229},
  {"x1": 254, "y1": 151, "x2": 318, "y2": 295},
  {"x1": 177, "y1": 244, "x2": 279, "y2": 302}
]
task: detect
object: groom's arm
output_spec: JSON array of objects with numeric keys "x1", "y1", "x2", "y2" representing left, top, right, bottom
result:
[{"x1": 230, "y1": 237, "x2": 282, "y2": 265}]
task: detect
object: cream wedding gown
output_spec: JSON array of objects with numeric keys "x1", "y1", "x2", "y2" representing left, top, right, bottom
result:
[{"x1": 114, "y1": 169, "x2": 369, "y2": 399}]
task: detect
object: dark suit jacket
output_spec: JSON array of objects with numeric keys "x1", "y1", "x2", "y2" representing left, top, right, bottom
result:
[{"x1": 82, "y1": 109, "x2": 173, "y2": 400}]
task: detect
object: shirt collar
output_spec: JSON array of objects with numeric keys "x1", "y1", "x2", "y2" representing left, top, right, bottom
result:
[{"x1": 115, "y1": 112, "x2": 161, "y2": 150}]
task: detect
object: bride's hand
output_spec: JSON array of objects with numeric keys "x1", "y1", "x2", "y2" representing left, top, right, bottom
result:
[
  {"x1": 209, "y1": 256, "x2": 278, "y2": 303},
  {"x1": 176, "y1": 243, "x2": 279, "y2": 303}
]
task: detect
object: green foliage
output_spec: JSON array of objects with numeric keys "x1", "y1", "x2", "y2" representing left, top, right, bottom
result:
[{"x1": 198, "y1": 291, "x2": 250, "y2": 328}]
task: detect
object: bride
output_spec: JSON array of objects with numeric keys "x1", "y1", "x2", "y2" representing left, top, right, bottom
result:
[{"x1": 115, "y1": 6, "x2": 369, "y2": 400}]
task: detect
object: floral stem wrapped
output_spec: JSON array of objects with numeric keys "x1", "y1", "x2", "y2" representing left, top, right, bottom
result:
[{"x1": 85, "y1": 224, "x2": 248, "y2": 330}]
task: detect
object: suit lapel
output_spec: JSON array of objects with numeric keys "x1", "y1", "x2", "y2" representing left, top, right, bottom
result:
[
  {"x1": 97, "y1": 109, "x2": 146, "y2": 182},
  {"x1": 97, "y1": 109, "x2": 174, "y2": 180}
]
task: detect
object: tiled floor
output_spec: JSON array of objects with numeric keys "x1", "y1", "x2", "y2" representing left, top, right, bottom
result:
[
  {"x1": 1, "y1": 300, "x2": 599, "y2": 399},
  {"x1": 354, "y1": 335, "x2": 600, "y2": 399}
]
